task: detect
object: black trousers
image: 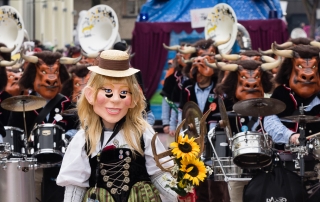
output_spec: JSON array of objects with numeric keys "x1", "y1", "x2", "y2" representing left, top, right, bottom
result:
[
  {"x1": 42, "y1": 167, "x2": 65, "y2": 202},
  {"x1": 195, "y1": 178, "x2": 230, "y2": 202}
]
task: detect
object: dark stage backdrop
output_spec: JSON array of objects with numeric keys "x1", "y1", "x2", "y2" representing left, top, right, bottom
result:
[{"x1": 131, "y1": 19, "x2": 288, "y2": 99}]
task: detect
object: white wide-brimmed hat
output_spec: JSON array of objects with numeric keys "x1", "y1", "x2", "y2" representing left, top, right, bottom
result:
[{"x1": 88, "y1": 50, "x2": 139, "y2": 77}]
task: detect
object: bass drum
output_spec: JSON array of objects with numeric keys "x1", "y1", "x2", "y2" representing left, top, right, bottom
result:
[{"x1": 0, "y1": 158, "x2": 36, "y2": 202}]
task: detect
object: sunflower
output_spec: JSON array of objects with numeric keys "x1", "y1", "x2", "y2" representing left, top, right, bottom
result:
[
  {"x1": 170, "y1": 134, "x2": 200, "y2": 161},
  {"x1": 180, "y1": 158, "x2": 207, "y2": 186}
]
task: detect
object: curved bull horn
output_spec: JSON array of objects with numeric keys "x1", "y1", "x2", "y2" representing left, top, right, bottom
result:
[
  {"x1": 178, "y1": 46, "x2": 196, "y2": 54},
  {"x1": 271, "y1": 43, "x2": 293, "y2": 58},
  {"x1": 129, "y1": 52, "x2": 135, "y2": 59},
  {"x1": 81, "y1": 49, "x2": 99, "y2": 58},
  {"x1": 0, "y1": 59, "x2": 18, "y2": 67},
  {"x1": 60, "y1": 54, "x2": 82, "y2": 65},
  {"x1": 261, "y1": 56, "x2": 282, "y2": 71},
  {"x1": 125, "y1": 45, "x2": 132, "y2": 54},
  {"x1": 261, "y1": 55, "x2": 275, "y2": 63},
  {"x1": 163, "y1": 43, "x2": 181, "y2": 51},
  {"x1": 215, "y1": 54, "x2": 222, "y2": 61},
  {"x1": 214, "y1": 34, "x2": 231, "y2": 47},
  {"x1": 0, "y1": 45, "x2": 16, "y2": 53},
  {"x1": 217, "y1": 62, "x2": 238, "y2": 71},
  {"x1": 182, "y1": 57, "x2": 195, "y2": 64},
  {"x1": 274, "y1": 41, "x2": 293, "y2": 49},
  {"x1": 258, "y1": 48, "x2": 273, "y2": 55},
  {"x1": 21, "y1": 49, "x2": 38, "y2": 63},
  {"x1": 204, "y1": 59, "x2": 226, "y2": 69},
  {"x1": 221, "y1": 53, "x2": 241, "y2": 61},
  {"x1": 310, "y1": 40, "x2": 320, "y2": 48}
]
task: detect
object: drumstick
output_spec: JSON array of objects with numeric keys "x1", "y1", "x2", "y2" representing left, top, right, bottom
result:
[{"x1": 306, "y1": 132, "x2": 320, "y2": 140}]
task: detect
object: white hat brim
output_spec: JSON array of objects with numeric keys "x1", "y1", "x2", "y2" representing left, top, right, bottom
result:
[{"x1": 88, "y1": 66, "x2": 140, "y2": 77}]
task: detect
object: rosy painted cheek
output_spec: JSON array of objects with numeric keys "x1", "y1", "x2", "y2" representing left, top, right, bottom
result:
[
  {"x1": 124, "y1": 98, "x2": 132, "y2": 106},
  {"x1": 96, "y1": 93, "x2": 106, "y2": 104}
]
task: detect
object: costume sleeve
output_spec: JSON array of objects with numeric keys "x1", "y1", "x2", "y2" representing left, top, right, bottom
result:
[
  {"x1": 143, "y1": 126, "x2": 174, "y2": 175},
  {"x1": 263, "y1": 115, "x2": 294, "y2": 144},
  {"x1": 56, "y1": 129, "x2": 91, "y2": 188},
  {"x1": 169, "y1": 104, "x2": 179, "y2": 131},
  {"x1": 161, "y1": 98, "x2": 171, "y2": 126},
  {"x1": 146, "y1": 110, "x2": 155, "y2": 126},
  {"x1": 63, "y1": 185, "x2": 86, "y2": 202},
  {"x1": 142, "y1": 126, "x2": 178, "y2": 202},
  {"x1": 150, "y1": 171, "x2": 178, "y2": 202}
]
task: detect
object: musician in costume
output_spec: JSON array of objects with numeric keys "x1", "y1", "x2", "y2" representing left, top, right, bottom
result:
[
  {"x1": 61, "y1": 64, "x2": 91, "y2": 104},
  {"x1": 7, "y1": 50, "x2": 81, "y2": 201},
  {"x1": 57, "y1": 50, "x2": 178, "y2": 202},
  {"x1": 161, "y1": 43, "x2": 192, "y2": 137},
  {"x1": 177, "y1": 46, "x2": 236, "y2": 202},
  {"x1": 214, "y1": 51, "x2": 277, "y2": 133},
  {"x1": 0, "y1": 43, "x2": 18, "y2": 141},
  {"x1": 264, "y1": 43, "x2": 320, "y2": 146},
  {"x1": 204, "y1": 54, "x2": 279, "y2": 201},
  {"x1": 259, "y1": 37, "x2": 316, "y2": 79},
  {"x1": 261, "y1": 42, "x2": 320, "y2": 201}
]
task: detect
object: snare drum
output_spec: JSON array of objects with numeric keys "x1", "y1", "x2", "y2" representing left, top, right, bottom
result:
[
  {"x1": 3, "y1": 126, "x2": 25, "y2": 157},
  {"x1": 0, "y1": 158, "x2": 36, "y2": 202},
  {"x1": 232, "y1": 131, "x2": 273, "y2": 169},
  {"x1": 212, "y1": 157, "x2": 242, "y2": 181},
  {"x1": 31, "y1": 123, "x2": 66, "y2": 164}
]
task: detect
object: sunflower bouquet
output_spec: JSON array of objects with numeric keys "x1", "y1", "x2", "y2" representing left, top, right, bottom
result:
[{"x1": 164, "y1": 133, "x2": 213, "y2": 201}]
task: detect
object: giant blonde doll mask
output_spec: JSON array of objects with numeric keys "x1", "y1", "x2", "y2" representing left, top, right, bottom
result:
[{"x1": 84, "y1": 82, "x2": 135, "y2": 129}]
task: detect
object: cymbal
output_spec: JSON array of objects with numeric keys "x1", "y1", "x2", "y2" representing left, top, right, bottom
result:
[
  {"x1": 218, "y1": 96, "x2": 233, "y2": 141},
  {"x1": 61, "y1": 108, "x2": 78, "y2": 116},
  {"x1": 1, "y1": 95, "x2": 46, "y2": 112},
  {"x1": 233, "y1": 98, "x2": 285, "y2": 117},
  {"x1": 280, "y1": 115, "x2": 320, "y2": 123},
  {"x1": 182, "y1": 101, "x2": 203, "y2": 138}
]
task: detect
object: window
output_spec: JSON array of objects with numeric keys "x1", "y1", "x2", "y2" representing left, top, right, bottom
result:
[{"x1": 122, "y1": 0, "x2": 145, "y2": 17}]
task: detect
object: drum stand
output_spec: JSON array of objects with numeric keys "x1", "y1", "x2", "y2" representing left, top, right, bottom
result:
[
  {"x1": 208, "y1": 124, "x2": 232, "y2": 190},
  {"x1": 288, "y1": 105, "x2": 309, "y2": 182},
  {"x1": 21, "y1": 100, "x2": 30, "y2": 158},
  {"x1": 20, "y1": 99, "x2": 28, "y2": 138}
]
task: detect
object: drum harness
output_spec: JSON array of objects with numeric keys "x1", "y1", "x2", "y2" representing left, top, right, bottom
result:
[{"x1": 32, "y1": 93, "x2": 64, "y2": 131}]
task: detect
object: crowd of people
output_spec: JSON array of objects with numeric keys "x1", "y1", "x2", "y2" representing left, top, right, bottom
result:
[{"x1": 160, "y1": 37, "x2": 320, "y2": 201}]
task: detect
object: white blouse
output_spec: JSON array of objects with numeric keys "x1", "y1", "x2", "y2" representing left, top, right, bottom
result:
[{"x1": 56, "y1": 126, "x2": 172, "y2": 188}]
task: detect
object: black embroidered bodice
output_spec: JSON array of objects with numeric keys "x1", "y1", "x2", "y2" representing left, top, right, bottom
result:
[{"x1": 88, "y1": 148, "x2": 151, "y2": 202}]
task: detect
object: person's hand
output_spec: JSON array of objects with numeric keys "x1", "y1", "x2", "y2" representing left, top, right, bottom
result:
[
  {"x1": 163, "y1": 126, "x2": 169, "y2": 134},
  {"x1": 290, "y1": 133, "x2": 300, "y2": 145},
  {"x1": 169, "y1": 130, "x2": 176, "y2": 137}
]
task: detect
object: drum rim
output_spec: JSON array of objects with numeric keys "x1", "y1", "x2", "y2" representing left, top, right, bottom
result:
[
  {"x1": 33, "y1": 149, "x2": 64, "y2": 156},
  {"x1": 31, "y1": 123, "x2": 65, "y2": 132},
  {"x1": 233, "y1": 131, "x2": 271, "y2": 138},
  {"x1": 4, "y1": 126, "x2": 24, "y2": 132}
]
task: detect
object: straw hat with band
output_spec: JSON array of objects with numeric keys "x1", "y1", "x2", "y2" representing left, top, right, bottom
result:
[{"x1": 88, "y1": 50, "x2": 139, "y2": 77}]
